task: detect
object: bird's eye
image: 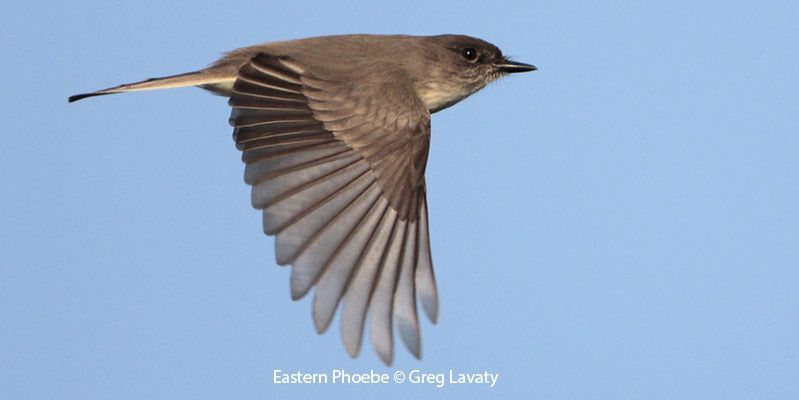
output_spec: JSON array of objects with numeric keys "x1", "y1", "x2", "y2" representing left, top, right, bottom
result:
[{"x1": 461, "y1": 48, "x2": 478, "y2": 61}]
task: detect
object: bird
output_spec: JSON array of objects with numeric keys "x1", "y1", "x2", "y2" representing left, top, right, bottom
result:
[{"x1": 69, "y1": 34, "x2": 536, "y2": 365}]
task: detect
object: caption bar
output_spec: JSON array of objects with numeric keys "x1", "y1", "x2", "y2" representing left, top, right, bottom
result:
[{"x1": 273, "y1": 368, "x2": 499, "y2": 388}]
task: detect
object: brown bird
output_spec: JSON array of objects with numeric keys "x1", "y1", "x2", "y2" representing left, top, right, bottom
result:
[{"x1": 70, "y1": 34, "x2": 536, "y2": 365}]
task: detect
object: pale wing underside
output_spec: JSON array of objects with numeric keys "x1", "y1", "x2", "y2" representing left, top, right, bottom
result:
[{"x1": 228, "y1": 54, "x2": 438, "y2": 364}]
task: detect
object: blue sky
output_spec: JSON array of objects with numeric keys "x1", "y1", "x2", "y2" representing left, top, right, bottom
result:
[{"x1": 2, "y1": 0, "x2": 798, "y2": 398}]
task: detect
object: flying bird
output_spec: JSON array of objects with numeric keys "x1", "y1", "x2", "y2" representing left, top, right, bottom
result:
[{"x1": 70, "y1": 34, "x2": 536, "y2": 365}]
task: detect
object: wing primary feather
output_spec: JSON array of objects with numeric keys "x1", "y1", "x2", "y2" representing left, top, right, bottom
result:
[
  {"x1": 340, "y1": 206, "x2": 399, "y2": 357},
  {"x1": 416, "y1": 196, "x2": 438, "y2": 323},
  {"x1": 290, "y1": 179, "x2": 383, "y2": 300},
  {"x1": 394, "y1": 217, "x2": 422, "y2": 358},
  {"x1": 312, "y1": 197, "x2": 389, "y2": 333},
  {"x1": 275, "y1": 165, "x2": 374, "y2": 261},
  {"x1": 269, "y1": 165, "x2": 371, "y2": 236},
  {"x1": 241, "y1": 138, "x2": 337, "y2": 163},
  {"x1": 249, "y1": 148, "x2": 353, "y2": 185},
  {"x1": 235, "y1": 126, "x2": 329, "y2": 148},
  {"x1": 243, "y1": 135, "x2": 332, "y2": 150},
  {"x1": 253, "y1": 157, "x2": 363, "y2": 208},
  {"x1": 245, "y1": 144, "x2": 353, "y2": 185},
  {"x1": 369, "y1": 218, "x2": 408, "y2": 365}
]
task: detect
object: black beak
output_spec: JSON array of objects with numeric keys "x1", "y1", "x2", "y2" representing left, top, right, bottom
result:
[{"x1": 495, "y1": 61, "x2": 537, "y2": 73}]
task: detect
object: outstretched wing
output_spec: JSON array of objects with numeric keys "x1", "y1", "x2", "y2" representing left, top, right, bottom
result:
[{"x1": 228, "y1": 54, "x2": 439, "y2": 364}]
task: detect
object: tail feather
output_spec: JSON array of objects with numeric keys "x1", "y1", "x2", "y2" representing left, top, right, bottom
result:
[{"x1": 68, "y1": 70, "x2": 235, "y2": 103}]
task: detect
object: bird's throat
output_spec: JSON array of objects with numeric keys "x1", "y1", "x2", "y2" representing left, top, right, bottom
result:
[{"x1": 417, "y1": 82, "x2": 474, "y2": 113}]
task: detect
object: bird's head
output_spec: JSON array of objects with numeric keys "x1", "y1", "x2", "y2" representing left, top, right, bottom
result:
[{"x1": 415, "y1": 34, "x2": 536, "y2": 112}]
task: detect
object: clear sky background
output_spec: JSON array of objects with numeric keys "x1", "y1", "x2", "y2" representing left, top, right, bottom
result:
[{"x1": 2, "y1": 1, "x2": 797, "y2": 398}]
